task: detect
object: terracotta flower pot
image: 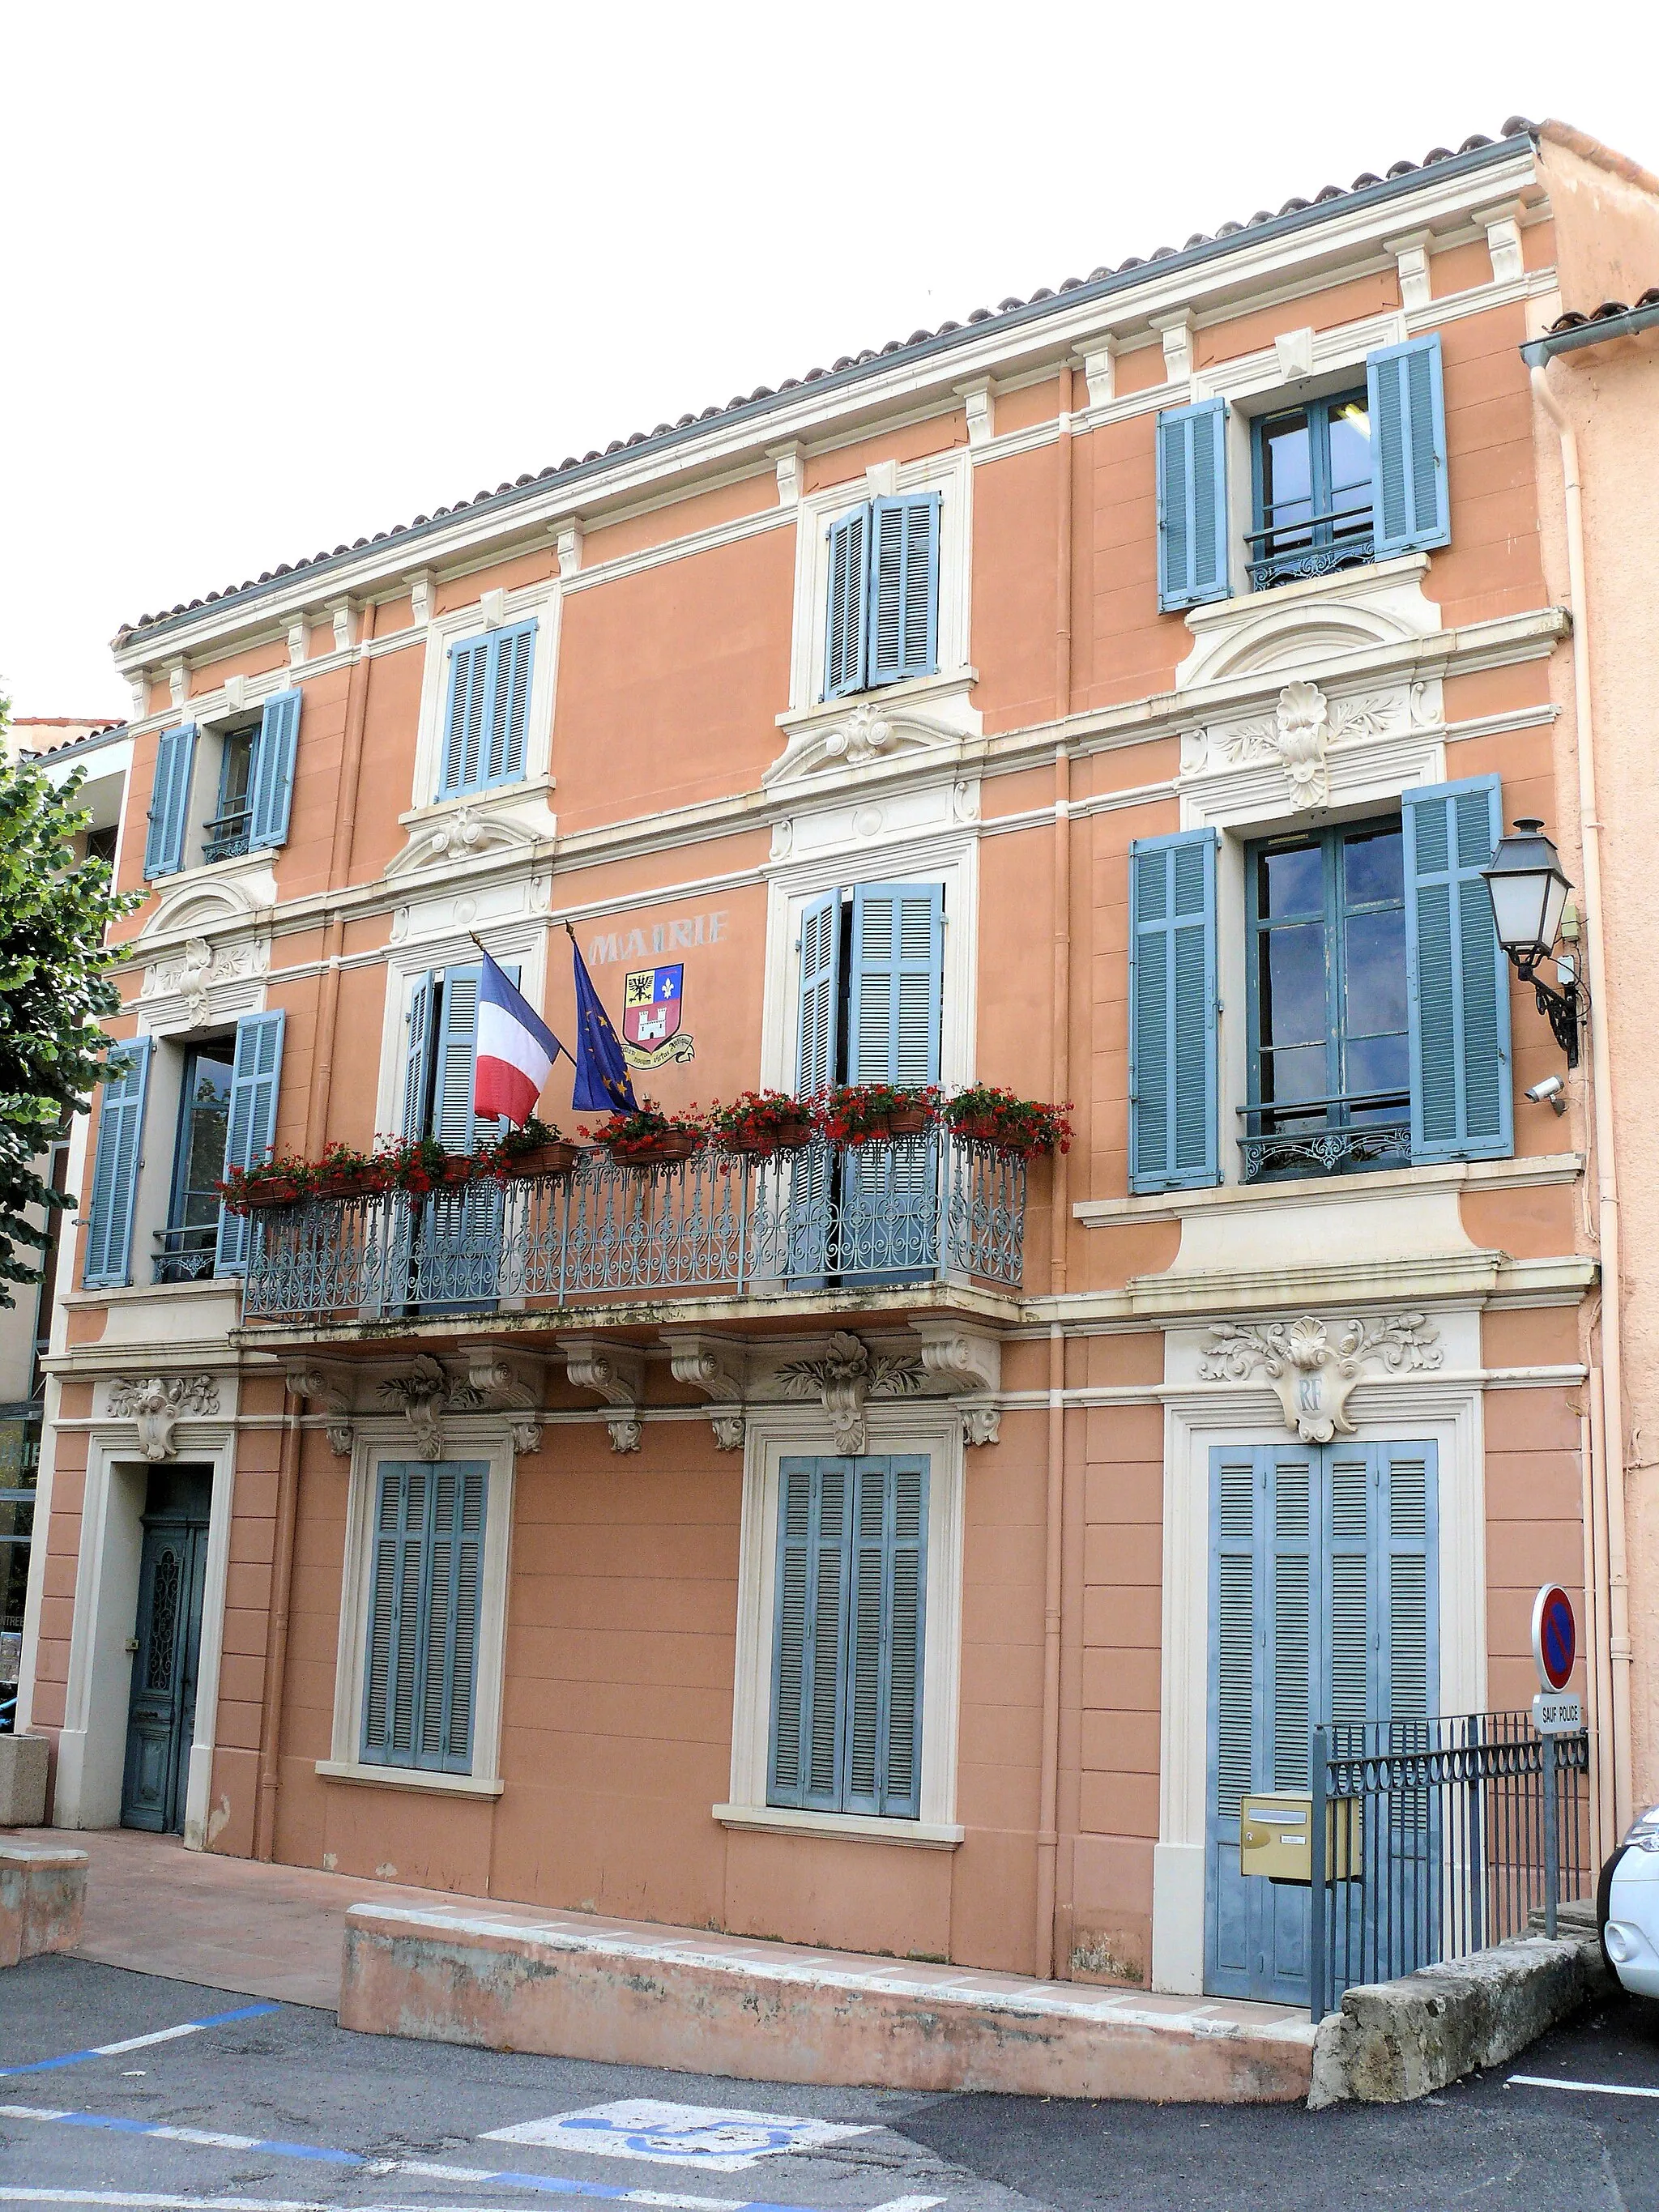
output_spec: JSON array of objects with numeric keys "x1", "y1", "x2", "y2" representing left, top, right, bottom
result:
[
  {"x1": 501, "y1": 1140, "x2": 581, "y2": 1177},
  {"x1": 241, "y1": 1177, "x2": 305, "y2": 1208},
  {"x1": 610, "y1": 1130, "x2": 702, "y2": 1166},
  {"x1": 313, "y1": 1170, "x2": 386, "y2": 1200},
  {"x1": 859, "y1": 1106, "x2": 932, "y2": 1140},
  {"x1": 723, "y1": 1117, "x2": 816, "y2": 1157}
]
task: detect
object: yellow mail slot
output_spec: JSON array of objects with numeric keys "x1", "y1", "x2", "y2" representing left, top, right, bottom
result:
[{"x1": 1239, "y1": 1792, "x2": 1363, "y2": 1885}]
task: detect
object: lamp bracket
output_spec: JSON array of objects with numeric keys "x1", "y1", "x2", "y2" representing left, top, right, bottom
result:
[{"x1": 1512, "y1": 954, "x2": 1581, "y2": 1070}]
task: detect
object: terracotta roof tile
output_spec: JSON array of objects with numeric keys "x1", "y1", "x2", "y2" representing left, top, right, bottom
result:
[{"x1": 1547, "y1": 285, "x2": 1659, "y2": 330}]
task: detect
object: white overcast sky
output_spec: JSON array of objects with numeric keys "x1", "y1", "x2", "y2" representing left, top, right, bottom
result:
[{"x1": 2, "y1": 2, "x2": 1653, "y2": 720}]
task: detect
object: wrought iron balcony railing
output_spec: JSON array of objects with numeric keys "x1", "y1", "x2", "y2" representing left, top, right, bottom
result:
[
  {"x1": 154, "y1": 1222, "x2": 221, "y2": 1284},
  {"x1": 242, "y1": 1134, "x2": 1027, "y2": 1324},
  {"x1": 1238, "y1": 1089, "x2": 1411, "y2": 1182},
  {"x1": 1245, "y1": 511, "x2": 1376, "y2": 592}
]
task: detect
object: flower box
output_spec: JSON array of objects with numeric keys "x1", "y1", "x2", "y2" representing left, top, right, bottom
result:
[
  {"x1": 941, "y1": 1086, "x2": 1073, "y2": 1157},
  {"x1": 867, "y1": 1106, "x2": 932, "y2": 1140},
  {"x1": 606, "y1": 1130, "x2": 702, "y2": 1166},
  {"x1": 313, "y1": 1169, "x2": 389, "y2": 1201},
  {"x1": 722, "y1": 1115, "x2": 817, "y2": 1157},
  {"x1": 499, "y1": 1140, "x2": 582, "y2": 1177},
  {"x1": 238, "y1": 1176, "x2": 305, "y2": 1209}
]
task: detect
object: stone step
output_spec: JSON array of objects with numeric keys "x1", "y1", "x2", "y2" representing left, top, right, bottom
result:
[{"x1": 340, "y1": 1898, "x2": 1316, "y2": 2103}]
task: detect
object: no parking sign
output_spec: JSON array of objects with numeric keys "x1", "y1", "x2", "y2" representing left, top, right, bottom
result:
[{"x1": 1530, "y1": 1583, "x2": 1580, "y2": 1733}]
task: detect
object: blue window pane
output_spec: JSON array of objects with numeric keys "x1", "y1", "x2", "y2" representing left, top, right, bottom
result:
[
  {"x1": 1260, "y1": 412, "x2": 1313, "y2": 542},
  {"x1": 1260, "y1": 842, "x2": 1323, "y2": 918},
  {"x1": 1327, "y1": 394, "x2": 1373, "y2": 515},
  {"x1": 1345, "y1": 910, "x2": 1408, "y2": 1036},
  {"x1": 1344, "y1": 827, "x2": 1403, "y2": 907},
  {"x1": 1347, "y1": 1032, "x2": 1410, "y2": 1113},
  {"x1": 1261, "y1": 923, "x2": 1328, "y2": 1047},
  {"x1": 1261, "y1": 1042, "x2": 1327, "y2": 1106}
]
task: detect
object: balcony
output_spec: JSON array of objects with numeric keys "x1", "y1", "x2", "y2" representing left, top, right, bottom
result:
[{"x1": 241, "y1": 1135, "x2": 1028, "y2": 1328}]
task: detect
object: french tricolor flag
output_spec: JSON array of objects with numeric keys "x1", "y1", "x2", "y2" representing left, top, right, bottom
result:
[{"x1": 475, "y1": 951, "x2": 565, "y2": 1126}]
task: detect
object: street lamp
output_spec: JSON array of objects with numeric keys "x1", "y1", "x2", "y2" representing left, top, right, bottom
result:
[{"x1": 1480, "y1": 817, "x2": 1580, "y2": 1070}]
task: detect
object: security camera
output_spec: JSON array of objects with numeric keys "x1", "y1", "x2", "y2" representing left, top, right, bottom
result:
[{"x1": 1525, "y1": 1074, "x2": 1567, "y2": 1115}]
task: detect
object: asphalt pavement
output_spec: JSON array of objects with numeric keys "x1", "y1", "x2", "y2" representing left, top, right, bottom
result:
[{"x1": 2, "y1": 1953, "x2": 1657, "y2": 2212}]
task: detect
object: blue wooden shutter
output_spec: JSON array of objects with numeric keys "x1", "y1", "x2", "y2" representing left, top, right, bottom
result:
[
  {"x1": 362, "y1": 1462, "x2": 426, "y2": 1766},
  {"x1": 215, "y1": 1010, "x2": 287, "y2": 1274},
  {"x1": 1128, "y1": 829, "x2": 1219, "y2": 1192},
  {"x1": 769, "y1": 1459, "x2": 852, "y2": 1811},
  {"x1": 795, "y1": 893, "x2": 842, "y2": 1098},
  {"x1": 429, "y1": 961, "x2": 517, "y2": 1153},
  {"x1": 845, "y1": 1456, "x2": 928, "y2": 1818},
  {"x1": 402, "y1": 974, "x2": 437, "y2": 1137},
  {"x1": 848, "y1": 883, "x2": 944, "y2": 1088},
  {"x1": 420, "y1": 1462, "x2": 488, "y2": 1771},
  {"x1": 1156, "y1": 398, "x2": 1230, "y2": 612},
  {"x1": 1403, "y1": 776, "x2": 1512, "y2": 1163},
  {"x1": 1367, "y1": 335, "x2": 1449, "y2": 556},
  {"x1": 247, "y1": 688, "x2": 301, "y2": 850},
  {"x1": 143, "y1": 724, "x2": 197, "y2": 879},
  {"x1": 1269, "y1": 1447, "x2": 1316, "y2": 1792},
  {"x1": 83, "y1": 1040, "x2": 153, "y2": 1288},
  {"x1": 1325, "y1": 1445, "x2": 1371, "y2": 1737},
  {"x1": 868, "y1": 493, "x2": 940, "y2": 686},
  {"x1": 482, "y1": 620, "x2": 536, "y2": 786},
  {"x1": 824, "y1": 506, "x2": 870, "y2": 699},
  {"x1": 440, "y1": 635, "x2": 492, "y2": 796},
  {"x1": 1375, "y1": 1443, "x2": 1437, "y2": 1726}
]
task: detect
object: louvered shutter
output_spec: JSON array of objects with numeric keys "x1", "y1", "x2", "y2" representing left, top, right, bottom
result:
[
  {"x1": 848, "y1": 883, "x2": 944, "y2": 1089},
  {"x1": 440, "y1": 635, "x2": 492, "y2": 797},
  {"x1": 1156, "y1": 397, "x2": 1230, "y2": 612},
  {"x1": 215, "y1": 1011, "x2": 287, "y2": 1274},
  {"x1": 1367, "y1": 336, "x2": 1449, "y2": 557},
  {"x1": 1269, "y1": 1448, "x2": 1315, "y2": 1792},
  {"x1": 420, "y1": 1462, "x2": 488, "y2": 1771},
  {"x1": 868, "y1": 493, "x2": 940, "y2": 687},
  {"x1": 795, "y1": 893, "x2": 842, "y2": 1100},
  {"x1": 824, "y1": 506, "x2": 870, "y2": 699},
  {"x1": 1326, "y1": 1447, "x2": 1371, "y2": 1735},
  {"x1": 1377, "y1": 1443, "x2": 1437, "y2": 1725},
  {"x1": 433, "y1": 966, "x2": 484, "y2": 1153},
  {"x1": 844, "y1": 1457, "x2": 928, "y2": 1818},
  {"x1": 1212, "y1": 1449, "x2": 1260, "y2": 1822},
  {"x1": 1403, "y1": 777, "x2": 1512, "y2": 1163},
  {"x1": 247, "y1": 689, "x2": 301, "y2": 850},
  {"x1": 82, "y1": 1040, "x2": 153, "y2": 1288},
  {"x1": 1128, "y1": 829, "x2": 1219, "y2": 1192},
  {"x1": 769, "y1": 1459, "x2": 853, "y2": 1811},
  {"x1": 402, "y1": 974, "x2": 437, "y2": 1137},
  {"x1": 362, "y1": 1462, "x2": 428, "y2": 1765},
  {"x1": 481, "y1": 620, "x2": 536, "y2": 786},
  {"x1": 143, "y1": 724, "x2": 198, "y2": 879}
]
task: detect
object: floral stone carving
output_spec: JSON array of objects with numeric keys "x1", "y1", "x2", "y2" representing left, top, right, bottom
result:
[
  {"x1": 108, "y1": 1375, "x2": 221, "y2": 1462},
  {"x1": 1196, "y1": 1313, "x2": 1442, "y2": 1443},
  {"x1": 778, "y1": 1331, "x2": 923, "y2": 1455}
]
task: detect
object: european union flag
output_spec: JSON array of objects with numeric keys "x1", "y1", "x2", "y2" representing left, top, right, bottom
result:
[{"x1": 567, "y1": 926, "x2": 639, "y2": 1114}]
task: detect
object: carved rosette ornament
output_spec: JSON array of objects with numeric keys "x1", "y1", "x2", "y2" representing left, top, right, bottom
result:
[
  {"x1": 108, "y1": 1375, "x2": 220, "y2": 1462},
  {"x1": 1197, "y1": 1314, "x2": 1443, "y2": 1443},
  {"x1": 777, "y1": 1332, "x2": 923, "y2": 1455}
]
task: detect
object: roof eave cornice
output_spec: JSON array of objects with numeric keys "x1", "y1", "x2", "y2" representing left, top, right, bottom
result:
[{"x1": 116, "y1": 134, "x2": 1538, "y2": 675}]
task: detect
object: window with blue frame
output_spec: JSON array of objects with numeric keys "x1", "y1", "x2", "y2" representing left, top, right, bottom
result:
[
  {"x1": 823, "y1": 493, "x2": 940, "y2": 700},
  {"x1": 438, "y1": 620, "x2": 536, "y2": 798},
  {"x1": 1247, "y1": 387, "x2": 1375, "y2": 590},
  {"x1": 156, "y1": 1042, "x2": 235, "y2": 1283},
  {"x1": 203, "y1": 724, "x2": 257, "y2": 863},
  {"x1": 1243, "y1": 818, "x2": 1410, "y2": 1180}
]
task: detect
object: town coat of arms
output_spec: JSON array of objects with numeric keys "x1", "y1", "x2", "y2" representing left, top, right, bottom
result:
[{"x1": 621, "y1": 964, "x2": 696, "y2": 1068}]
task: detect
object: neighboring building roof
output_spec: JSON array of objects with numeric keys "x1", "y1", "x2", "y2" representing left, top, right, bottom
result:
[
  {"x1": 1523, "y1": 287, "x2": 1659, "y2": 364},
  {"x1": 118, "y1": 121, "x2": 1546, "y2": 647},
  {"x1": 13, "y1": 721, "x2": 129, "y2": 763}
]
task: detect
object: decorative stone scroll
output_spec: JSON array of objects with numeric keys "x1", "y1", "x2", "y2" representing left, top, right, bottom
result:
[
  {"x1": 108, "y1": 1375, "x2": 220, "y2": 1462},
  {"x1": 377, "y1": 1354, "x2": 482, "y2": 1460},
  {"x1": 665, "y1": 1333, "x2": 747, "y2": 1452},
  {"x1": 287, "y1": 1365, "x2": 355, "y2": 1457},
  {"x1": 908, "y1": 1319, "x2": 1004, "y2": 1447},
  {"x1": 776, "y1": 1332, "x2": 923, "y2": 1455},
  {"x1": 1196, "y1": 1313, "x2": 1442, "y2": 1443},
  {"x1": 563, "y1": 1340, "x2": 644, "y2": 1455}
]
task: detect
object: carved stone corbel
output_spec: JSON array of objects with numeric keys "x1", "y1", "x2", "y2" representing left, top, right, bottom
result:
[
  {"x1": 909, "y1": 1319, "x2": 1004, "y2": 1447},
  {"x1": 664, "y1": 1332, "x2": 747, "y2": 1452},
  {"x1": 563, "y1": 1339, "x2": 644, "y2": 1454},
  {"x1": 286, "y1": 1363, "x2": 356, "y2": 1457},
  {"x1": 462, "y1": 1345, "x2": 545, "y2": 1456},
  {"x1": 777, "y1": 1332, "x2": 923, "y2": 1455}
]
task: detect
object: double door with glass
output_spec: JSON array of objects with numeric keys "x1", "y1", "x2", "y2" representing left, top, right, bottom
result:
[{"x1": 1204, "y1": 1438, "x2": 1438, "y2": 2004}]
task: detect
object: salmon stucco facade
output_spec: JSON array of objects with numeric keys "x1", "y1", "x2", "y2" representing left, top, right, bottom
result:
[{"x1": 18, "y1": 117, "x2": 1659, "y2": 2018}]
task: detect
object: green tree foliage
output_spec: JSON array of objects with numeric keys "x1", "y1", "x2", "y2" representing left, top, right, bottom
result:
[{"x1": 0, "y1": 698, "x2": 139, "y2": 1306}]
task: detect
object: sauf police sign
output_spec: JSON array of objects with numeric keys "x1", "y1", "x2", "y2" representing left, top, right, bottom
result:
[
  {"x1": 622, "y1": 964, "x2": 696, "y2": 1070},
  {"x1": 1530, "y1": 1583, "x2": 1581, "y2": 1734}
]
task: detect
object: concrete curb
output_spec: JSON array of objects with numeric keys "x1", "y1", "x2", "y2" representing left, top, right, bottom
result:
[{"x1": 1307, "y1": 1932, "x2": 1610, "y2": 2106}]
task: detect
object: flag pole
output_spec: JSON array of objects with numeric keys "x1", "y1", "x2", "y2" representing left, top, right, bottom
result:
[{"x1": 469, "y1": 934, "x2": 569, "y2": 1071}]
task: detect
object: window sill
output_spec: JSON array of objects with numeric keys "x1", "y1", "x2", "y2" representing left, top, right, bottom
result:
[
  {"x1": 315, "y1": 1758, "x2": 504, "y2": 1800},
  {"x1": 712, "y1": 1801, "x2": 964, "y2": 1850},
  {"x1": 1075, "y1": 1151, "x2": 1584, "y2": 1228}
]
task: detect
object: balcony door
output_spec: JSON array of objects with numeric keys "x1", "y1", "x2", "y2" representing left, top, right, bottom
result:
[{"x1": 1204, "y1": 1438, "x2": 1438, "y2": 2005}]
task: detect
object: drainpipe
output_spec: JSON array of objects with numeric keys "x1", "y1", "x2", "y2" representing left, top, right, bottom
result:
[
  {"x1": 1035, "y1": 373, "x2": 1077, "y2": 1980},
  {"x1": 1529, "y1": 361, "x2": 1634, "y2": 1839},
  {"x1": 254, "y1": 616, "x2": 374, "y2": 1860}
]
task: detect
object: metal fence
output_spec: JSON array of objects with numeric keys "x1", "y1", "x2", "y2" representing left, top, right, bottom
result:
[
  {"x1": 1309, "y1": 1713, "x2": 1593, "y2": 2022},
  {"x1": 243, "y1": 1133, "x2": 1028, "y2": 1322}
]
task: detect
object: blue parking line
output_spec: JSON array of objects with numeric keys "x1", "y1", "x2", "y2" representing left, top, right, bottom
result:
[
  {"x1": 0, "y1": 2005, "x2": 279, "y2": 2080},
  {"x1": 0, "y1": 2105, "x2": 890, "y2": 2212}
]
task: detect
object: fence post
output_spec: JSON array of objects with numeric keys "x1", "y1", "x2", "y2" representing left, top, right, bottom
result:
[
  {"x1": 1310, "y1": 1724, "x2": 1328, "y2": 2025},
  {"x1": 1542, "y1": 1728, "x2": 1559, "y2": 1940}
]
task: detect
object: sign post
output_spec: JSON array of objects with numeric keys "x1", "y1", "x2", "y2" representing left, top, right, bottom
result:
[{"x1": 1529, "y1": 1585, "x2": 1578, "y2": 1938}]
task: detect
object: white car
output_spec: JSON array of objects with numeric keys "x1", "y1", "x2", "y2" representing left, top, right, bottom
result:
[{"x1": 1600, "y1": 1805, "x2": 1659, "y2": 1998}]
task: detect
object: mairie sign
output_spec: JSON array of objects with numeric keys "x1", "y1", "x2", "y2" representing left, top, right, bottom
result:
[{"x1": 621, "y1": 964, "x2": 696, "y2": 1070}]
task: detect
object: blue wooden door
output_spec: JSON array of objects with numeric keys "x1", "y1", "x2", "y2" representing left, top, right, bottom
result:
[
  {"x1": 1205, "y1": 1439, "x2": 1438, "y2": 2003},
  {"x1": 122, "y1": 1473, "x2": 212, "y2": 1834}
]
